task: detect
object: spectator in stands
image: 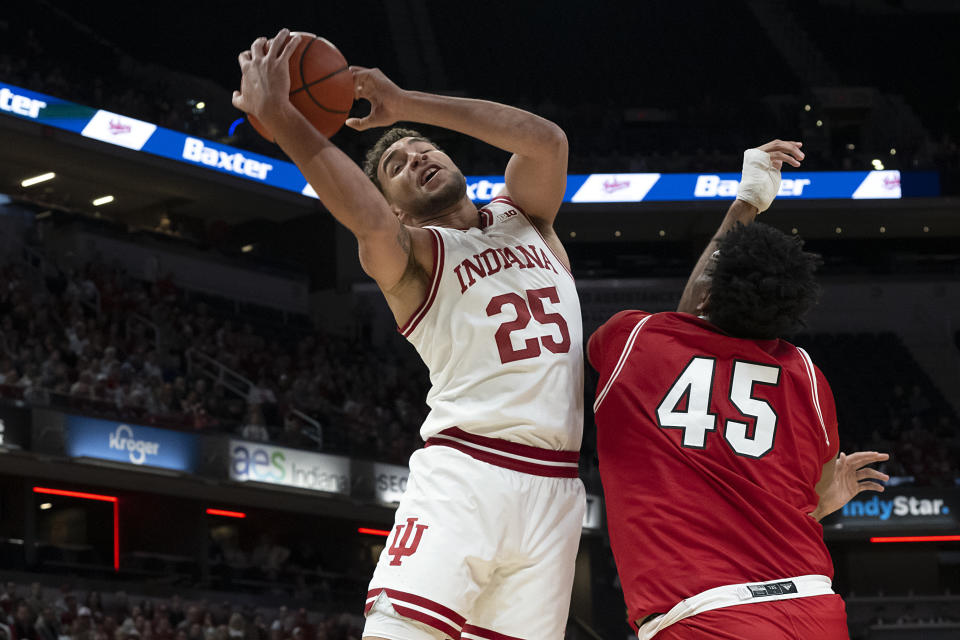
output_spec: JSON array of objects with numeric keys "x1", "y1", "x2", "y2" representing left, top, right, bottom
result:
[
  {"x1": 225, "y1": 613, "x2": 246, "y2": 640},
  {"x1": 72, "y1": 607, "x2": 94, "y2": 640},
  {"x1": 176, "y1": 608, "x2": 201, "y2": 634},
  {"x1": 117, "y1": 619, "x2": 141, "y2": 640},
  {"x1": 13, "y1": 603, "x2": 37, "y2": 640},
  {"x1": 250, "y1": 534, "x2": 291, "y2": 582},
  {"x1": 240, "y1": 405, "x2": 270, "y2": 442},
  {"x1": 32, "y1": 608, "x2": 59, "y2": 640},
  {"x1": 277, "y1": 414, "x2": 311, "y2": 449}
]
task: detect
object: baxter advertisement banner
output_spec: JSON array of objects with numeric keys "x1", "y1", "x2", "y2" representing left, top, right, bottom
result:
[
  {"x1": 0, "y1": 80, "x2": 938, "y2": 203},
  {"x1": 64, "y1": 415, "x2": 198, "y2": 472},
  {"x1": 822, "y1": 488, "x2": 958, "y2": 534},
  {"x1": 229, "y1": 439, "x2": 351, "y2": 496}
]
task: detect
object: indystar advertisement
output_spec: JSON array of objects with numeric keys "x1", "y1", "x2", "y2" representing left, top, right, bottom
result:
[
  {"x1": 229, "y1": 440, "x2": 350, "y2": 495},
  {"x1": 64, "y1": 415, "x2": 197, "y2": 471},
  {"x1": 822, "y1": 488, "x2": 958, "y2": 533}
]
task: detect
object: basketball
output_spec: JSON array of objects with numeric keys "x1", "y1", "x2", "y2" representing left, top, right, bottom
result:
[{"x1": 249, "y1": 32, "x2": 354, "y2": 141}]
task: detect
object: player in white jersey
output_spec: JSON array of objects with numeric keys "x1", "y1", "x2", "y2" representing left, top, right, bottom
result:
[{"x1": 233, "y1": 30, "x2": 585, "y2": 640}]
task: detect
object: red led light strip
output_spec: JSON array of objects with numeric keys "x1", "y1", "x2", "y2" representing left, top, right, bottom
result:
[
  {"x1": 358, "y1": 527, "x2": 391, "y2": 537},
  {"x1": 205, "y1": 508, "x2": 247, "y2": 519},
  {"x1": 870, "y1": 535, "x2": 960, "y2": 543},
  {"x1": 33, "y1": 487, "x2": 119, "y2": 571}
]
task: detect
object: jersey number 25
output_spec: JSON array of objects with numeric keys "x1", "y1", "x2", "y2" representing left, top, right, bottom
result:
[
  {"x1": 656, "y1": 356, "x2": 781, "y2": 458},
  {"x1": 486, "y1": 286, "x2": 571, "y2": 364}
]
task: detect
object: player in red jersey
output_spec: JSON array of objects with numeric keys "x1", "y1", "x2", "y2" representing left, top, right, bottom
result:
[{"x1": 588, "y1": 141, "x2": 889, "y2": 639}]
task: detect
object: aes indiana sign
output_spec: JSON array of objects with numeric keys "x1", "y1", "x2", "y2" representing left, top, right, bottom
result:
[{"x1": 228, "y1": 439, "x2": 351, "y2": 496}]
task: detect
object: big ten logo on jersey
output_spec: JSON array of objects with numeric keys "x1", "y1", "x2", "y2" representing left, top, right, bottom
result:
[
  {"x1": 453, "y1": 244, "x2": 558, "y2": 294},
  {"x1": 388, "y1": 517, "x2": 429, "y2": 566},
  {"x1": 496, "y1": 207, "x2": 519, "y2": 223}
]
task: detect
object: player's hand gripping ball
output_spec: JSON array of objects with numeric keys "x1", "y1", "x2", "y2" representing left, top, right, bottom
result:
[{"x1": 248, "y1": 32, "x2": 354, "y2": 141}]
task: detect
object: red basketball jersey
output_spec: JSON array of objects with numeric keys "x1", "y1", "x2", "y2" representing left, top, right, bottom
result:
[{"x1": 588, "y1": 310, "x2": 840, "y2": 629}]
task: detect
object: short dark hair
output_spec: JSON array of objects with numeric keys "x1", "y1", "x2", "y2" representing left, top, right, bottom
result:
[
  {"x1": 362, "y1": 127, "x2": 439, "y2": 192},
  {"x1": 708, "y1": 222, "x2": 822, "y2": 339}
]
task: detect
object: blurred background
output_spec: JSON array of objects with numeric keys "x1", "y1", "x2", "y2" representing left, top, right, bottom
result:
[{"x1": 0, "y1": 1, "x2": 958, "y2": 638}]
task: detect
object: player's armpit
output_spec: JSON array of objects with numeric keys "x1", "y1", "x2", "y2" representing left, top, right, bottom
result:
[
  {"x1": 358, "y1": 221, "x2": 423, "y2": 282},
  {"x1": 360, "y1": 223, "x2": 435, "y2": 325}
]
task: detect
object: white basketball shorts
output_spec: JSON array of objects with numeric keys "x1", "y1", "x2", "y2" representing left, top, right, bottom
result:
[{"x1": 363, "y1": 431, "x2": 585, "y2": 640}]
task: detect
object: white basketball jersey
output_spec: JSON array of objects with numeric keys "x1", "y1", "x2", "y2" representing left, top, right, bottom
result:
[{"x1": 400, "y1": 196, "x2": 584, "y2": 451}]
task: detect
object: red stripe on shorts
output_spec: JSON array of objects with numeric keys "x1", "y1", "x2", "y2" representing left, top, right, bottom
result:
[
  {"x1": 425, "y1": 428, "x2": 579, "y2": 478},
  {"x1": 365, "y1": 587, "x2": 466, "y2": 634},
  {"x1": 392, "y1": 603, "x2": 462, "y2": 639},
  {"x1": 462, "y1": 624, "x2": 525, "y2": 640}
]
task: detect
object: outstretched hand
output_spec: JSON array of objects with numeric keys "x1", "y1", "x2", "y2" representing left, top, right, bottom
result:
[
  {"x1": 345, "y1": 66, "x2": 407, "y2": 131},
  {"x1": 736, "y1": 138, "x2": 805, "y2": 212},
  {"x1": 232, "y1": 28, "x2": 303, "y2": 125},
  {"x1": 756, "y1": 139, "x2": 805, "y2": 171},
  {"x1": 813, "y1": 451, "x2": 890, "y2": 521}
]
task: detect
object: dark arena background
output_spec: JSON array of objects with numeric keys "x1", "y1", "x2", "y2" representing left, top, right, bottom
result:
[{"x1": 1, "y1": 1, "x2": 959, "y2": 638}]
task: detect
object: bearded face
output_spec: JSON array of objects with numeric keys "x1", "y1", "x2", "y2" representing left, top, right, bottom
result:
[{"x1": 377, "y1": 138, "x2": 468, "y2": 225}]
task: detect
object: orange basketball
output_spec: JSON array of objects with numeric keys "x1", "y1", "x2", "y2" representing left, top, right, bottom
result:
[{"x1": 249, "y1": 33, "x2": 354, "y2": 141}]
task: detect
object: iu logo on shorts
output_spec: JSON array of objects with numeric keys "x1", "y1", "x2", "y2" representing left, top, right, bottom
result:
[{"x1": 388, "y1": 517, "x2": 429, "y2": 566}]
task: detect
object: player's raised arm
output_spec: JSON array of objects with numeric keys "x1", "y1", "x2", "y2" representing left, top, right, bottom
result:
[
  {"x1": 232, "y1": 30, "x2": 431, "y2": 296},
  {"x1": 677, "y1": 140, "x2": 804, "y2": 315},
  {"x1": 346, "y1": 66, "x2": 569, "y2": 228}
]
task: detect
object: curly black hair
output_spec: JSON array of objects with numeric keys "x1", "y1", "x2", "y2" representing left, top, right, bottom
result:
[
  {"x1": 362, "y1": 127, "x2": 440, "y2": 193},
  {"x1": 707, "y1": 222, "x2": 822, "y2": 339}
]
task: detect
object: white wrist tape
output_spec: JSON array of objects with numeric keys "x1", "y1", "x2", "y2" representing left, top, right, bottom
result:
[{"x1": 736, "y1": 148, "x2": 781, "y2": 213}]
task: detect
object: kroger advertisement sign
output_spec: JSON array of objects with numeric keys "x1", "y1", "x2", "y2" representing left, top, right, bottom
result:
[
  {"x1": 823, "y1": 489, "x2": 958, "y2": 533},
  {"x1": 229, "y1": 440, "x2": 350, "y2": 496},
  {"x1": 65, "y1": 416, "x2": 197, "y2": 472}
]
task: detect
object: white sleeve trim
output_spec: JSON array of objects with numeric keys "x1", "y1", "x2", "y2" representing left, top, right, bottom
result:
[
  {"x1": 593, "y1": 314, "x2": 654, "y2": 413},
  {"x1": 795, "y1": 346, "x2": 830, "y2": 447}
]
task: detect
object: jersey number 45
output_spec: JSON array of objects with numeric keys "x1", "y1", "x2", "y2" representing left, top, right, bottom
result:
[{"x1": 657, "y1": 356, "x2": 781, "y2": 459}]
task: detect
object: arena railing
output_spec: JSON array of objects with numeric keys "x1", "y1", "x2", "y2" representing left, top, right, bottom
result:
[
  {"x1": 126, "y1": 313, "x2": 160, "y2": 351},
  {"x1": 184, "y1": 347, "x2": 323, "y2": 444},
  {"x1": 185, "y1": 348, "x2": 251, "y2": 399}
]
